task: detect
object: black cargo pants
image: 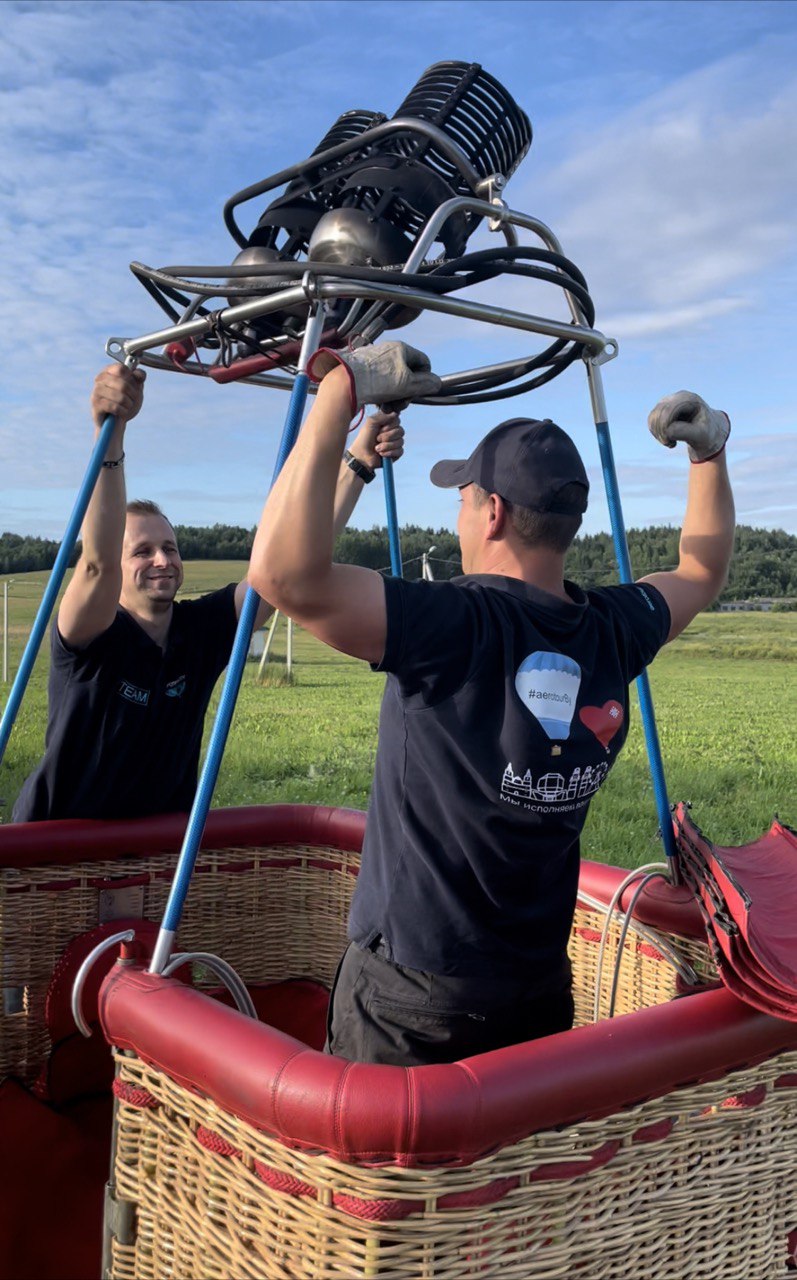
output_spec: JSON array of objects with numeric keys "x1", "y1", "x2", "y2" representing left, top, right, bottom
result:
[{"x1": 326, "y1": 938, "x2": 574, "y2": 1067}]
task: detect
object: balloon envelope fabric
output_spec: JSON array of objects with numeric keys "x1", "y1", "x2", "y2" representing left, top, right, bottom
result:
[{"x1": 674, "y1": 804, "x2": 797, "y2": 1020}]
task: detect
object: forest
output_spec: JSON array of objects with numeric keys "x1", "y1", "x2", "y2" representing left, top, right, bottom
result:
[{"x1": 2, "y1": 524, "x2": 796, "y2": 602}]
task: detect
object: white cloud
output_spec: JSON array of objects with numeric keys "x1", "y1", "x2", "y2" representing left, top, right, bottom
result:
[
  {"x1": 517, "y1": 36, "x2": 797, "y2": 326},
  {"x1": 1, "y1": 3, "x2": 795, "y2": 541},
  {"x1": 601, "y1": 297, "x2": 749, "y2": 340}
]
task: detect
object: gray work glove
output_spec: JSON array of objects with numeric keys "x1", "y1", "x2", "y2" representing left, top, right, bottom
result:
[
  {"x1": 308, "y1": 340, "x2": 442, "y2": 412},
  {"x1": 648, "y1": 391, "x2": 730, "y2": 462}
]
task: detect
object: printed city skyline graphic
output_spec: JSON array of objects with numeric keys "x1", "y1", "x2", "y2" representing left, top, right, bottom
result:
[{"x1": 501, "y1": 762, "x2": 609, "y2": 804}]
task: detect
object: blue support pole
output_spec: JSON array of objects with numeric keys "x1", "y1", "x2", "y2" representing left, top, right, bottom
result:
[
  {"x1": 593, "y1": 416, "x2": 678, "y2": 868},
  {"x1": 0, "y1": 413, "x2": 120, "y2": 767},
  {"x1": 382, "y1": 457, "x2": 403, "y2": 577},
  {"x1": 149, "y1": 308, "x2": 327, "y2": 974}
]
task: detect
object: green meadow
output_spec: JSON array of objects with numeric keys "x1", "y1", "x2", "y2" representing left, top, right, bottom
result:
[{"x1": 1, "y1": 562, "x2": 795, "y2": 868}]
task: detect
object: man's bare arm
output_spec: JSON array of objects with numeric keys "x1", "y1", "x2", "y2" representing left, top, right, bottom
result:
[
  {"x1": 249, "y1": 341, "x2": 438, "y2": 661},
  {"x1": 58, "y1": 365, "x2": 145, "y2": 648},
  {"x1": 640, "y1": 392, "x2": 734, "y2": 641},
  {"x1": 240, "y1": 410, "x2": 404, "y2": 635},
  {"x1": 247, "y1": 369, "x2": 388, "y2": 662}
]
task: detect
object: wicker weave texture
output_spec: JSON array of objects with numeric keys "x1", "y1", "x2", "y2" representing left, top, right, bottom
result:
[
  {"x1": 0, "y1": 843, "x2": 358, "y2": 1083},
  {"x1": 571, "y1": 906, "x2": 716, "y2": 1024},
  {"x1": 108, "y1": 1049, "x2": 797, "y2": 1279},
  {"x1": 1, "y1": 835, "x2": 713, "y2": 1086}
]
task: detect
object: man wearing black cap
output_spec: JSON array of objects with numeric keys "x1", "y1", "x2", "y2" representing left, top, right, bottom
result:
[{"x1": 250, "y1": 341, "x2": 734, "y2": 1066}]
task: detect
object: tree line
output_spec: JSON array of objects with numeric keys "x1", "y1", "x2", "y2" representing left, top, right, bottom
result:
[{"x1": 2, "y1": 524, "x2": 797, "y2": 602}]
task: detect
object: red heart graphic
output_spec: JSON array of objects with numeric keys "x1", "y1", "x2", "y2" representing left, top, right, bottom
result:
[{"x1": 579, "y1": 701, "x2": 624, "y2": 750}]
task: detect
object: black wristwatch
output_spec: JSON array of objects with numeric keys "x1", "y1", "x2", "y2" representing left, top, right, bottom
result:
[{"x1": 343, "y1": 449, "x2": 376, "y2": 484}]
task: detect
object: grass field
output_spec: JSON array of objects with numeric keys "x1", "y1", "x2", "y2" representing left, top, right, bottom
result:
[{"x1": 1, "y1": 562, "x2": 795, "y2": 868}]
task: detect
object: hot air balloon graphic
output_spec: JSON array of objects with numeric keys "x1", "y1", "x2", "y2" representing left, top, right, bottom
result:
[{"x1": 514, "y1": 652, "x2": 582, "y2": 741}]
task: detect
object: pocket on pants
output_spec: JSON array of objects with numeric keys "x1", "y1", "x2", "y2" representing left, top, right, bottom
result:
[{"x1": 326, "y1": 943, "x2": 367, "y2": 1053}]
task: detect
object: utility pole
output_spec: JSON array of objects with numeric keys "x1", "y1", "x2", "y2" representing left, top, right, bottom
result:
[
  {"x1": 257, "y1": 610, "x2": 281, "y2": 678},
  {"x1": 421, "y1": 546, "x2": 436, "y2": 582},
  {"x1": 257, "y1": 610, "x2": 294, "y2": 679},
  {"x1": 2, "y1": 580, "x2": 12, "y2": 684}
]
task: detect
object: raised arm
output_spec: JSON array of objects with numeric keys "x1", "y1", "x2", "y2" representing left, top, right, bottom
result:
[
  {"x1": 237, "y1": 409, "x2": 404, "y2": 628},
  {"x1": 248, "y1": 342, "x2": 438, "y2": 663},
  {"x1": 640, "y1": 391, "x2": 734, "y2": 641},
  {"x1": 58, "y1": 364, "x2": 145, "y2": 648}
]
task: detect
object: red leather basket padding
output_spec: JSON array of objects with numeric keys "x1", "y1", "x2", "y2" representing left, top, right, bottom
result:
[
  {"x1": 578, "y1": 860, "x2": 704, "y2": 938},
  {"x1": 0, "y1": 803, "x2": 366, "y2": 869},
  {"x1": 0, "y1": 801, "x2": 703, "y2": 938},
  {"x1": 0, "y1": 800, "x2": 703, "y2": 939},
  {"x1": 99, "y1": 964, "x2": 797, "y2": 1168}
]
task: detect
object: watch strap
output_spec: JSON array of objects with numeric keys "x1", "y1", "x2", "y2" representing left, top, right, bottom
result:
[{"x1": 343, "y1": 449, "x2": 376, "y2": 484}]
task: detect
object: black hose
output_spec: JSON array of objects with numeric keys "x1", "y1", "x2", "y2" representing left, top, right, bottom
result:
[{"x1": 129, "y1": 243, "x2": 597, "y2": 400}]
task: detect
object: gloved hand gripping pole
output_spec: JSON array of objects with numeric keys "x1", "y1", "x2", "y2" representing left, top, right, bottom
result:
[
  {"x1": 0, "y1": 409, "x2": 125, "y2": 767},
  {"x1": 149, "y1": 306, "x2": 328, "y2": 975}
]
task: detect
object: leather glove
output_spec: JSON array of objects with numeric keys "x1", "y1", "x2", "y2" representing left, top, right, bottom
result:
[
  {"x1": 648, "y1": 391, "x2": 730, "y2": 462},
  {"x1": 307, "y1": 340, "x2": 442, "y2": 413}
]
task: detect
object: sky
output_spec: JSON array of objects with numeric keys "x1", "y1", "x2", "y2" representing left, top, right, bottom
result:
[{"x1": 1, "y1": 0, "x2": 796, "y2": 542}]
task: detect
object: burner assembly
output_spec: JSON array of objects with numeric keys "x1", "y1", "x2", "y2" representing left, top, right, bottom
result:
[{"x1": 113, "y1": 60, "x2": 614, "y2": 403}]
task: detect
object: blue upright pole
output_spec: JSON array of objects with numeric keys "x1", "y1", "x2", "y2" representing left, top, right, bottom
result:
[
  {"x1": 584, "y1": 360, "x2": 678, "y2": 870},
  {"x1": 0, "y1": 413, "x2": 120, "y2": 766},
  {"x1": 149, "y1": 307, "x2": 327, "y2": 974},
  {"x1": 594, "y1": 416, "x2": 678, "y2": 867},
  {"x1": 382, "y1": 457, "x2": 403, "y2": 577}
]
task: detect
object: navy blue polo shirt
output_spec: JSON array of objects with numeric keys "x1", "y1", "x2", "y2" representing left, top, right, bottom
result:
[
  {"x1": 12, "y1": 585, "x2": 238, "y2": 823},
  {"x1": 349, "y1": 574, "x2": 671, "y2": 980}
]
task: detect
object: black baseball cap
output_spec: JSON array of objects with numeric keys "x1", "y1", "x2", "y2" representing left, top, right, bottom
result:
[{"x1": 430, "y1": 417, "x2": 589, "y2": 515}]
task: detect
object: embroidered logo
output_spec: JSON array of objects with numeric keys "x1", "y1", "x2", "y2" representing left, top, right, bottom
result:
[
  {"x1": 119, "y1": 680, "x2": 150, "y2": 707},
  {"x1": 165, "y1": 675, "x2": 186, "y2": 698},
  {"x1": 579, "y1": 700, "x2": 624, "y2": 751},
  {"x1": 514, "y1": 652, "x2": 581, "y2": 741}
]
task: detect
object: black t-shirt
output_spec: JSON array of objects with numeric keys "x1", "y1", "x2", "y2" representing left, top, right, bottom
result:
[
  {"x1": 12, "y1": 585, "x2": 238, "y2": 823},
  {"x1": 349, "y1": 574, "x2": 671, "y2": 980}
]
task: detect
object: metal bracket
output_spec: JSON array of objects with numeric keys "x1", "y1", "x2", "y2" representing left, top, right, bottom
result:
[
  {"x1": 105, "y1": 338, "x2": 139, "y2": 370},
  {"x1": 98, "y1": 885, "x2": 145, "y2": 924},
  {"x1": 301, "y1": 270, "x2": 321, "y2": 304},
  {"x1": 476, "y1": 173, "x2": 508, "y2": 232},
  {"x1": 104, "y1": 1183, "x2": 136, "y2": 1248},
  {"x1": 584, "y1": 337, "x2": 619, "y2": 366}
]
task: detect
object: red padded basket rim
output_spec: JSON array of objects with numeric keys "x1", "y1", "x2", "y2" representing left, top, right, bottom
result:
[
  {"x1": 0, "y1": 804, "x2": 366, "y2": 867},
  {"x1": 0, "y1": 804, "x2": 704, "y2": 933},
  {"x1": 99, "y1": 963, "x2": 797, "y2": 1167}
]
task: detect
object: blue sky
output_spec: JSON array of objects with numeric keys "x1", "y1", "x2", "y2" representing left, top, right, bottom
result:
[{"x1": 2, "y1": 0, "x2": 796, "y2": 540}]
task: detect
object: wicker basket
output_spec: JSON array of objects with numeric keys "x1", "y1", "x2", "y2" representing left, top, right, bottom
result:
[
  {"x1": 97, "y1": 855, "x2": 797, "y2": 1279},
  {"x1": 0, "y1": 808, "x2": 360, "y2": 1085},
  {"x1": 4, "y1": 806, "x2": 795, "y2": 1277},
  {"x1": 106, "y1": 1046, "x2": 797, "y2": 1280}
]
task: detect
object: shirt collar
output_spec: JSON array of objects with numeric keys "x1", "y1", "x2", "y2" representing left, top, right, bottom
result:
[{"x1": 453, "y1": 573, "x2": 588, "y2": 619}]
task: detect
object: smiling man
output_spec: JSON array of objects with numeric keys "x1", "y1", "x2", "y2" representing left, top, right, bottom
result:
[{"x1": 12, "y1": 363, "x2": 403, "y2": 822}]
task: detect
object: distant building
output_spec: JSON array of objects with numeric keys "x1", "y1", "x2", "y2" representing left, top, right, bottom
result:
[{"x1": 719, "y1": 598, "x2": 795, "y2": 612}]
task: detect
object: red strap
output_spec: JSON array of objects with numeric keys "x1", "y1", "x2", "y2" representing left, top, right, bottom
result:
[{"x1": 306, "y1": 348, "x2": 357, "y2": 416}]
